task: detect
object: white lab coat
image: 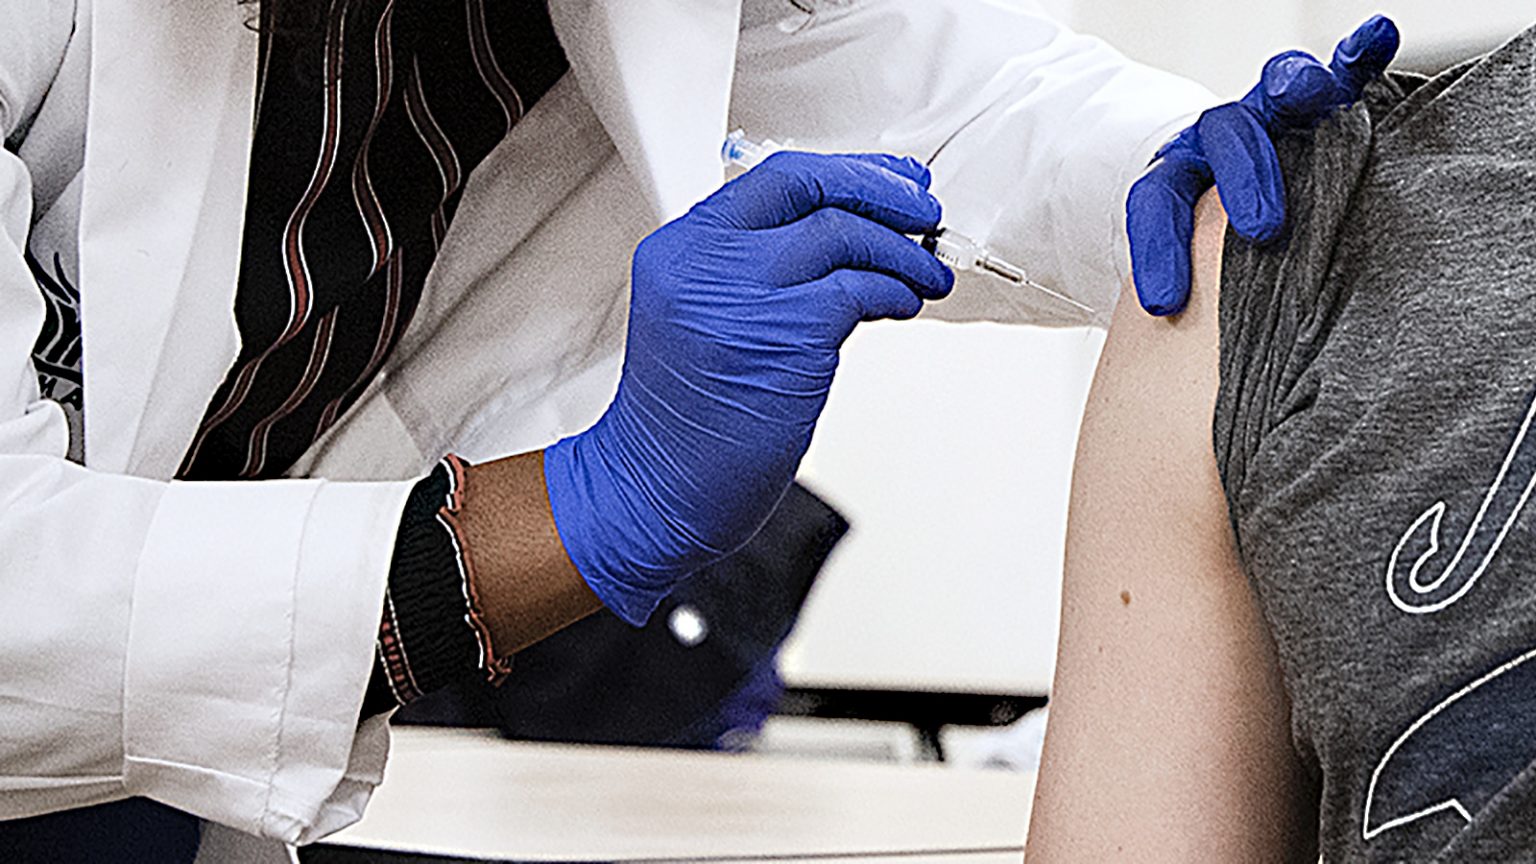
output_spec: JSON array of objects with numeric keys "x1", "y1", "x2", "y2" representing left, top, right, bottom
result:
[{"x1": 0, "y1": 0, "x2": 1214, "y2": 855}]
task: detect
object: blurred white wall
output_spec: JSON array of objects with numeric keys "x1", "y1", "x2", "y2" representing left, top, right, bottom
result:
[
  {"x1": 783, "y1": 322, "x2": 1101, "y2": 695},
  {"x1": 1071, "y1": 0, "x2": 1534, "y2": 97}
]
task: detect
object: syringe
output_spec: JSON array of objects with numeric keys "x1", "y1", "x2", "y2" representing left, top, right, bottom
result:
[{"x1": 722, "y1": 130, "x2": 1093, "y2": 315}]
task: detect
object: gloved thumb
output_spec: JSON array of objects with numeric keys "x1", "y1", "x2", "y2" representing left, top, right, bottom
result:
[{"x1": 1127, "y1": 150, "x2": 1209, "y2": 316}]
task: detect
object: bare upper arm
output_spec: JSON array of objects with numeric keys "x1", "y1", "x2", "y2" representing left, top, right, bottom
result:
[{"x1": 1024, "y1": 193, "x2": 1317, "y2": 862}]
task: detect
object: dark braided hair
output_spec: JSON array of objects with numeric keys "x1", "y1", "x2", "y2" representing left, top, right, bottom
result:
[
  {"x1": 237, "y1": 0, "x2": 447, "y2": 91},
  {"x1": 237, "y1": 0, "x2": 332, "y2": 91}
]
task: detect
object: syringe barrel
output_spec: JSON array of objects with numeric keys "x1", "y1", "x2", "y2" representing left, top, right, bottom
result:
[{"x1": 918, "y1": 228, "x2": 984, "y2": 272}]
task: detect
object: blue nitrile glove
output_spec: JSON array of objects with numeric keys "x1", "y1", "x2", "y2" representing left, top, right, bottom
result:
[
  {"x1": 1127, "y1": 15, "x2": 1400, "y2": 316},
  {"x1": 544, "y1": 151, "x2": 954, "y2": 625}
]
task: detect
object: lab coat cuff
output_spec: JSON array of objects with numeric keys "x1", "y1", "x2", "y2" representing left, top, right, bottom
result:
[{"x1": 122, "y1": 477, "x2": 415, "y2": 843}]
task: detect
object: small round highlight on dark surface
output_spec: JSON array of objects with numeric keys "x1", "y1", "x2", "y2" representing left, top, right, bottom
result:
[{"x1": 1120, "y1": 590, "x2": 1132, "y2": 606}]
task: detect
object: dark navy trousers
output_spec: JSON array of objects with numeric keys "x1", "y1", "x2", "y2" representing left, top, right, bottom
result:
[{"x1": 0, "y1": 798, "x2": 200, "y2": 864}]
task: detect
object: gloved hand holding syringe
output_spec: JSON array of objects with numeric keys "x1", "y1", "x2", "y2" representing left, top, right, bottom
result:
[{"x1": 723, "y1": 130, "x2": 1093, "y2": 315}]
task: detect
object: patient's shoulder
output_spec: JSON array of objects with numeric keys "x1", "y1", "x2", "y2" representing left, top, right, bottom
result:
[
  {"x1": 1102, "y1": 191, "x2": 1226, "y2": 406},
  {"x1": 1074, "y1": 192, "x2": 1228, "y2": 531}
]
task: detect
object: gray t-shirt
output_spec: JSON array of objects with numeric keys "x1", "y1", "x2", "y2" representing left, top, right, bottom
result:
[{"x1": 1214, "y1": 25, "x2": 1536, "y2": 862}]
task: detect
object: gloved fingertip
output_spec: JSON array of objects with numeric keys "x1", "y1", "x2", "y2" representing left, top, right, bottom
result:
[
  {"x1": 1234, "y1": 212, "x2": 1284, "y2": 244},
  {"x1": 892, "y1": 194, "x2": 943, "y2": 237},
  {"x1": 912, "y1": 246, "x2": 957, "y2": 301},
  {"x1": 1336, "y1": 14, "x2": 1401, "y2": 71},
  {"x1": 1332, "y1": 15, "x2": 1401, "y2": 99},
  {"x1": 1262, "y1": 53, "x2": 1343, "y2": 123},
  {"x1": 847, "y1": 151, "x2": 933, "y2": 189},
  {"x1": 901, "y1": 156, "x2": 934, "y2": 190},
  {"x1": 1243, "y1": 51, "x2": 1310, "y2": 114},
  {"x1": 837, "y1": 155, "x2": 944, "y2": 234},
  {"x1": 1153, "y1": 126, "x2": 1201, "y2": 163},
  {"x1": 1131, "y1": 260, "x2": 1189, "y2": 317},
  {"x1": 1141, "y1": 294, "x2": 1188, "y2": 318},
  {"x1": 934, "y1": 262, "x2": 957, "y2": 299}
]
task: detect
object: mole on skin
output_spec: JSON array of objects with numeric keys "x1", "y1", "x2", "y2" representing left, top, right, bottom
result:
[{"x1": 1119, "y1": 589, "x2": 1132, "y2": 606}]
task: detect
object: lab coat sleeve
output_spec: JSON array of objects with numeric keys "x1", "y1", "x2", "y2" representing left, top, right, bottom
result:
[
  {"x1": 0, "y1": 91, "x2": 412, "y2": 847},
  {"x1": 0, "y1": 185, "x2": 412, "y2": 839},
  {"x1": 730, "y1": 0, "x2": 1219, "y2": 327}
]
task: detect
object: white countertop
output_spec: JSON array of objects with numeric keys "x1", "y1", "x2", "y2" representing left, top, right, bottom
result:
[{"x1": 327, "y1": 727, "x2": 1035, "y2": 862}]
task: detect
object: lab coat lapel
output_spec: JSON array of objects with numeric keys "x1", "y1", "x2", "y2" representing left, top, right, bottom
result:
[
  {"x1": 79, "y1": 0, "x2": 256, "y2": 476},
  {"x1": 78, "y1": 0, "x2": 731, "y2": 476},
  {"x1": 548, "y1": 0, "x2": 739, "y2": 222}
]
